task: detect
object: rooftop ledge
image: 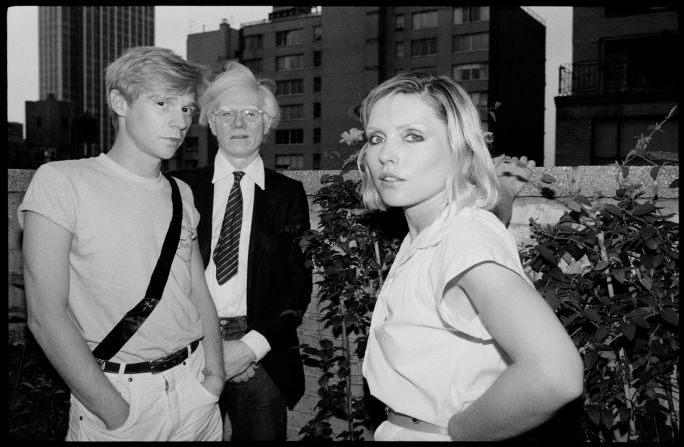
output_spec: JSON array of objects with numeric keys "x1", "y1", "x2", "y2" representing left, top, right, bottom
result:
[{"x1": 8, "y1": 166, "x2": 679, "y2": 199}]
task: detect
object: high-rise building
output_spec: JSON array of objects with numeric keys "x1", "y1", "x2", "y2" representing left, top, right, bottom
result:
[
  {"x1": 38, "y1": 6, "x2": 154, "y2": 156},
  {"x1": 554, "y1": 7, "x2": 678, "y2": 165},
  {"x1": 184, "y1": 6, "x2": 545, "y2": 170}
]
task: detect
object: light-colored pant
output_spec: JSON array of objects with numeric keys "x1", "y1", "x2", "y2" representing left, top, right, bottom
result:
[
  {"x1": 374, "y1": 420, "x2": 452, "y2": 441},
  {"x1": 65, "y1": 343, "x2": 222, "y2": 441}
]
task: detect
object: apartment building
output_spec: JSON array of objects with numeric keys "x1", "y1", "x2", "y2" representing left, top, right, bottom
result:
[
  {"x1": 181, "y1": 6, "x2": 545, "y2": 170},
  {"x1": 554, "y1": 6, "x2": 678, "y2": 165}
]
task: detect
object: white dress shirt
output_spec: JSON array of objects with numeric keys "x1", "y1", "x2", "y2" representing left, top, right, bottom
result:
[{"x1": 205, "y1": 151, "x2": 270, "y2": 361}]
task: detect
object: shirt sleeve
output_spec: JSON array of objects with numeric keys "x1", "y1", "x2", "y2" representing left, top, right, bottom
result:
[
  {"x1": 434, "y1": 217, "x2": 522, "y2": 340},
  {"x1": 240, "y1": 330, "x2": 271, "y2": 362},
  {"x1": 17, "y1": 164, "x2": 76, "y2": 233}
]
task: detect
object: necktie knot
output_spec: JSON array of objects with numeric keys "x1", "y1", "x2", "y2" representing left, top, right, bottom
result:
[{"x1": 233, "y1": 171, "x2": 245, "y2": 183}]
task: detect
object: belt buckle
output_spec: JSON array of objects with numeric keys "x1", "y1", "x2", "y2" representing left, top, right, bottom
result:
[{"x1": 149, "y1": 350, "x2": 181, "y2": 374}]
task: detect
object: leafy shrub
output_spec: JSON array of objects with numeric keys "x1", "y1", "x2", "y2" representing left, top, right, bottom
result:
[{"x1": 521, "y1": 180, "x2": 679, "y2": 441}]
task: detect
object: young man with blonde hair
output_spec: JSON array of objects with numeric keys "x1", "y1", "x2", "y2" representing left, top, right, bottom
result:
[{"x1": 19, "y1": 46, "x2": 224, "y2": 441}]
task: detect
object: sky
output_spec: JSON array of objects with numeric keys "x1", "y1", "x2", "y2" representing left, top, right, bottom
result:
[{"x1": 5, "y1": 6, "x2": 571, "y2": 166}]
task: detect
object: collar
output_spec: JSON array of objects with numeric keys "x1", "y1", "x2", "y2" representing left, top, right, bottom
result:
[
  {"x1": 212, "y1": 151, "x2": 265, "y2": 190},
  {"x1": 408, "y1": 203, "x2": 478, "y2": 249}
]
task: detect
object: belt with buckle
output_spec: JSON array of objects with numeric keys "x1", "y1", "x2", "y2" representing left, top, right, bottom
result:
[
  {"x1": 385, "y1": 407, "x2": 449, "y2": 435},
  {"x1": 96, "y1": 339, "x2": 201, "y2": 374},
  {"x1": 219, "y1": 316, "x2": 247, "y2": 325}
]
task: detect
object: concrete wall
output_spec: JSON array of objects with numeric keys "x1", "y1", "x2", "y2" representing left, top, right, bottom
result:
[{"x1": 6, "y1": 166, "x2": 679, "y2": 439}]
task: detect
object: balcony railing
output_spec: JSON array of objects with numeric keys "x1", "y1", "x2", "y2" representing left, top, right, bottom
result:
[{"x1": 558, "y1": 60, "x2": 674, "y2": 96}]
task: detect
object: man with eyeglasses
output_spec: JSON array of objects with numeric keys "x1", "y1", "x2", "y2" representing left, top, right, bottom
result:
[{"x1": 171, "y1": 61, "x2": 312, "y2": 441}]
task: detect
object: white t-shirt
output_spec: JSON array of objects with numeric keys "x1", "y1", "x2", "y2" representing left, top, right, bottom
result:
[
  {"x1": 363, "y1": 204, "x2": 533, "y2": 428},
  {"x1": 18, "y1": 153, "x2": 204, "y2": 363}
]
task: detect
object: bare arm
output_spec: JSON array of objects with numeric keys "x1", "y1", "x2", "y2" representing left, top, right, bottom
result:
[
  {"x1": 446, "y1": 262, "x2": 584, "y2": 441},
  {"x1": 189, "y1": 239, "x2": 225, "y2": 395},
  {"x1": 22, "y1": 211, "x2": 129, "y2": 429},
  {"x1": 492, "y1": 155, "x2": 536, "y2": 226}
]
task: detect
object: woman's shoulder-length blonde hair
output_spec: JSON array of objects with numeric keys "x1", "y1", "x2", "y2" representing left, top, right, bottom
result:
[{"x1": 357, "y1": 71, "x2": 500, "y2": 212}]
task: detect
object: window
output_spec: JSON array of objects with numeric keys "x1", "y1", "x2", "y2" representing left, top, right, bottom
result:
[
  {"x1": 275, "y1": 129, "x2": 304, "y2": 145},
  {"x1": 395, "y1": 14, "x2": 405, "y2": 31},
  {"x1": 412, "y1": 10, "x2": 438, "y2": 29},
  {"x1": 314, "y1": 51, "x2": 321, "y2": 67},
  {"x1": 313, "y1": 25, "x2": 322, "y2": 41},
  {"x1": 313, "y1": 102, "x2": 321, "y2": 118},
  {"x1": 244, "y1": 34, "x2": 263, "y2": 50},
  {"x1": 276, "y1": 54, "x2": 303, "y2": 71},
  {"x1": 313, "y1": 127, "x2": 321, "y2": 143},
  {"x1": 275, "y1": 154, "x2": 304, "y2": 169},
  {"x1": 453, "y1": 63, "x2": 489, "y2": 81},
  {"x1": 243, "y1": 59, "x2": 263, "y2": 73},
  {"x1": 276, "y1": 29, "x2": 303, "y2": 46},
  {"x1": 276, "y1": 79, "x2": 304, "y2": 95},
  {"x1": 469, "y1": 91, "x2": 488, "y2": 108},
  {"x1": 453, "y1": 6, "x2": 489, "y2": 24},
  {"x1": 280, "y1": 104, "x2": 304, "y2": 120},
  {"x1": 314, "y1": 76, "x2": 321, "y2": 92},
  {"x1": 411, "y1": 38, "x2": 437, "y2": 57},
  {"x1": 453, "y1": 33, "x2": 489, "y2": 52},
  {"x1": 592, "y1": 117, "x2": 678, "y2": 164},
  {"x1": 313, "y1": 153, "x2": 321, "y2": 170},
  {"x1": 395, "y1": 41, "x2": 405, "y2": 59}
]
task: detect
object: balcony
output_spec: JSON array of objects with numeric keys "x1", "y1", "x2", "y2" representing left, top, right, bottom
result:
[{"x1": 558, "y1": 60, "x2": 677, "y2": 96}]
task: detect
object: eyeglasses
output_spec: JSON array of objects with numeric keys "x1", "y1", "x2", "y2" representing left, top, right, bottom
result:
[{"x1": 213, "y1": 108, "x2": 268, "y2": 125}]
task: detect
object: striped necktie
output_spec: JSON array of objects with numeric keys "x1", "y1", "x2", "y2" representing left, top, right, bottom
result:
[{"x1": 214, "y1": 171, "x2": 245, "y2": 285}]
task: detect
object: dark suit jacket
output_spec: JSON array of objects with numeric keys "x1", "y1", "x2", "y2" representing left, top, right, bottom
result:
[{"x1": 170, "y1": 165, "x2": 313, "y2": 409}]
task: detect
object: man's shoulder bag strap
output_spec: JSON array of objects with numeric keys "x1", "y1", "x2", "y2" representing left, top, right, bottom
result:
[{"x1": 92, "y1": 174, "x2": 182, "y2": 361}]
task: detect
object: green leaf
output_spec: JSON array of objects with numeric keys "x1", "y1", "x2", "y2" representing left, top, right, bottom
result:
[
  {"x1": 621, "y1": 165, "x2": 629, "y2": 179},
  {"x1": 603, "y1": 203, "x2": 623, "y2": 217},
  {"x1": 566, "y1": 200, "x2": 582, "y2": 212},
  {"x1": 583, "y1": 350, "x2": 598, "y2": 369},
  {"x1": 649, "y1": 165, "x2": 660, "y2": 181},
  {"x1": 631, "y1": 202, "x2": 655, "y2": 216},
  {"x1": 644, "y1": 238, "x2": 660, "y2": 250},
  {"x1": 640, "y1": 276, "x2": 653, "y2": 290},
  {"x1": 612, "y1": 268, "x2": 625, "y2": 283},
  {"x1": 586, "y1": 406, "x2": 601, "y2": 426},
  {"x1": 660, "y1": 308, "x2": 678, "y2": 325},
  {"x1": 595, "y1": 260, "x2": 609, "y2": 271},
  {"x1": 584, "y1": 308, "x2": 601, "y2": 322},
  {"x1": 598, "y1": 350, "x2": 616, "y2": 360},
  {"x1": 536, "y1": 245, "x2": 556, "y2": 263},
  {"x1": 620, "y1": 323, "x2": 636, "y2": 341},
  {"x1": 574, "y1": 195, "x2": 592, "y2": 206},
  {"x1": 594, "y1": 326, "x2": 609, "y2": 342},
  {"x1": 540, "y1": 174, "x2": 556, "y2": 184},
  {"x1": 641, "y1": 254, "x2": 662, "y2": 269},
  {"x1": 629, "y1": 310, "x2": 650, "y2": 328},
  {"x1": 638, "y1": 294, "x2": 657, "y2": 308}
]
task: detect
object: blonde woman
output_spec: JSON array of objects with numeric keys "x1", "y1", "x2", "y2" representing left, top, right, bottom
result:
[{"x1": 359, "y1": 72, "x2": 583, "y2": 441}]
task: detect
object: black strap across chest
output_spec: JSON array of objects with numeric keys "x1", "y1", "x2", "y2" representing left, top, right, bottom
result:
[{"x1": 92, "y1": 173, "x2": 182, "y2": 361}]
